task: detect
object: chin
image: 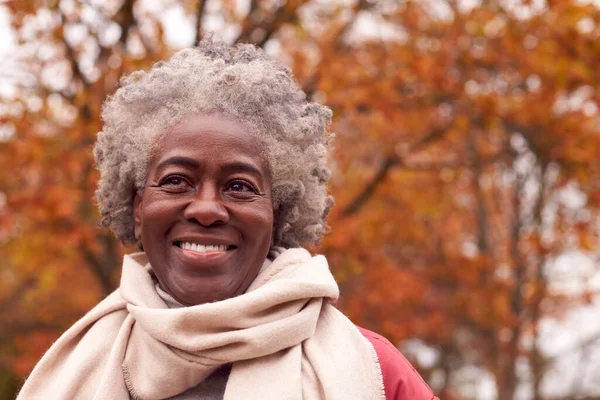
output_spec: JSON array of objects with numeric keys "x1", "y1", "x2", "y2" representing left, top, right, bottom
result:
[{"x1": 171, "y1": 280, "x2": 241, "y2": 306}]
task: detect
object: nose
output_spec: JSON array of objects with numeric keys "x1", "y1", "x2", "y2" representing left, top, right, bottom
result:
[{"x1": 183, "y1": 184, "x2": 229, "y2": 227}]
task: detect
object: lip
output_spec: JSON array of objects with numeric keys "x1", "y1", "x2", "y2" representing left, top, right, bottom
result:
[{"x1": 174, "y1": 244, "x2": 236, "y2": 269}]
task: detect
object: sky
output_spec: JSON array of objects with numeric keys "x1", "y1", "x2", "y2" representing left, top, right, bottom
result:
[{"x1": 0, "y1": 5, "x2": 16, "y2": 74}]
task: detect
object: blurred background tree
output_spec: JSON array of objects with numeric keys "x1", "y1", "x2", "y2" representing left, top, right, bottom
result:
[{"x1": 2, "y1": 0, "x2": 600, "y2": 399}]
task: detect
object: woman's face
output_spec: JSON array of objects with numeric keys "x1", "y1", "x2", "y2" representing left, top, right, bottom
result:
[{"x1": 134, "y1": 113, "x2": 274, "y2": 305}]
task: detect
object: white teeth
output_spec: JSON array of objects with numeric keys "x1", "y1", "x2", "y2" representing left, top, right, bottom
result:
[{"x1": 179, "y1": 242, "x2": 229, "y2": 253}]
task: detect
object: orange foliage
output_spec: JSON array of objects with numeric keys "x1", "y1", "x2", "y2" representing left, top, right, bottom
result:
[{"x1": 2, "y1": 1, "x2": 600, "y2": 399}]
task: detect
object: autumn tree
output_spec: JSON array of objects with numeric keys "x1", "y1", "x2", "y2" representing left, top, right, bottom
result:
[
  {"x1": 2, "y1": 1, "x2": 600, "y2": 399},
  {"x1": 313, "y1": 1, "x2": 600, "y2": 398}
]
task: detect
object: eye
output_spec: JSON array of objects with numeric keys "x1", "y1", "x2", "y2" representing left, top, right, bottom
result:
[
  {"x1": 158, "y1": 175, "x2": 190, "y2": 190},
  {"x1": 226, "y1": 180, "x2": 257, "y2": 193},
  {"x1": 163, "y1": 177, "x2": 182, "y2": 185}
]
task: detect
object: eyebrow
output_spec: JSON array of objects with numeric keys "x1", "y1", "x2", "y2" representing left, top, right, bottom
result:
[
  {"x1": 221, "y1": 161, "x2": 264, "y2": 177},
  {"x1": 156, "y1": 156, "x2": 200, "y2": 172},
  {"x1": 155, "y1": 157, "x2": 264, "y2": 178}
]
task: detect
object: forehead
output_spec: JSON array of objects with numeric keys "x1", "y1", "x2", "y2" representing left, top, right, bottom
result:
[{"x1": 150, "y1": 113, "x2": 268, "y2": 170}]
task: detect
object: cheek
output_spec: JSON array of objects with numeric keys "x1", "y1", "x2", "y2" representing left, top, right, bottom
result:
[
  {"x1": 140, "y1": 199, "x2": 181, "y2": 235},
  {"x1": 251, "y1": 208, "x2": 274, "y2": 233},
  {"x1": 239, "y1": 204, "x2": 274, "y2": 242}
]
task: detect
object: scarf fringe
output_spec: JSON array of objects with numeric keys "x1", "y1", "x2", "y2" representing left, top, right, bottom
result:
[{"x1": 366, "y1": 337, "x2": 387, "y2": 400}]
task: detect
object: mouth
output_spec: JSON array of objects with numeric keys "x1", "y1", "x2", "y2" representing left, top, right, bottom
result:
[{"x1": 174, "y1": 241, "x2": 237, "y2": 254}]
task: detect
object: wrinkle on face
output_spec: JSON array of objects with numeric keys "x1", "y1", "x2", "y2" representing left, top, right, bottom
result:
[{"x1": 134, "y1": 112, "x2": 274, "y2": 305}]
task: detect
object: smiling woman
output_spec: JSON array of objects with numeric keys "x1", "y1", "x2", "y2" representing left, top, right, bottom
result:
[
  {"x1": 16, "y1": 38, "x2": 439, "y2": 400},
  {"x1": 135, "y1": 113, "x2": 275, "y2": 305}
]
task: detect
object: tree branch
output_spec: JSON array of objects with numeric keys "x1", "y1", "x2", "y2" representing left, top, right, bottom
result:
[
  {"x1": 498, "y1": 145, "x2": 526, "y2": 400},
  {"x1": 340, "y1": 126, "x2": 451, "y2": 217},
  {"x1": 235, "y1": 1, "x2": 302, "y2": 47},
  {"x1": 235, "y1": 0, "x2": 262, "y2": 44},
  {"x1": 302, "y1": 0, "x2": 377, "y2": 98},
  {"x1": 194, "y1": 0, "x2": 207, "y2": 47},
  {"x1": 468, "y1": 135, "x2": 490, "y2": 254},
  {"x1": 61, "y1": 28, "x2": 90, "y2": 91},
  {"x1": 81, "y1": 233, "x2": 120, "y2": 296},
  {"x1": 331, "y1": 0, "x2": 377, "y2": 49},
  {"x1": 531, "y1": 163, "x2": 550, "y2": 400},
  {"x1": 115, "y1": 0, "x2": 136, "y2": 47},
  {"x1": 342, "y1": 155, "x2": 400, "y2": 217}
]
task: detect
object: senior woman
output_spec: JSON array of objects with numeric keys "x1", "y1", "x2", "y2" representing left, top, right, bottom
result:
[{"x1": 18, "y1": 38, "x2": 438, "y2": 400}]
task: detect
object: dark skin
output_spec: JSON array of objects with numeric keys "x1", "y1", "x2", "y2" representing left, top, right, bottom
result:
[{"x1": 133, "y1": 113, "x2": 274, "y2": 306}]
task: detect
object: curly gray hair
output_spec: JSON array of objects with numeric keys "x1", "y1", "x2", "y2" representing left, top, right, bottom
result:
[{"x1": 93, "y1": 37, "x2": 334, "y2": 248}]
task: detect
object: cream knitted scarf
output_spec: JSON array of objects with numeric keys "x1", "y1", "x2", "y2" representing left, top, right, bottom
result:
[{"x1": 18, "y1": 248, "x2": 385, "y2": 400}]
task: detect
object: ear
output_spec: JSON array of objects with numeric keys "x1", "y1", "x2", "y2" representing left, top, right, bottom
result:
[{"x1": 133, "y1": 192, "x2": 143, "y2": 242}]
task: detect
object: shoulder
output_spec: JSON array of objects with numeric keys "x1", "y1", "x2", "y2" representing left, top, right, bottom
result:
[
  {"x1": 17, "y1": 291, "x2": 128, "y2": 399},
  {"x1": 356, "y1": 326, "x2": 439, "y2": 400}
]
